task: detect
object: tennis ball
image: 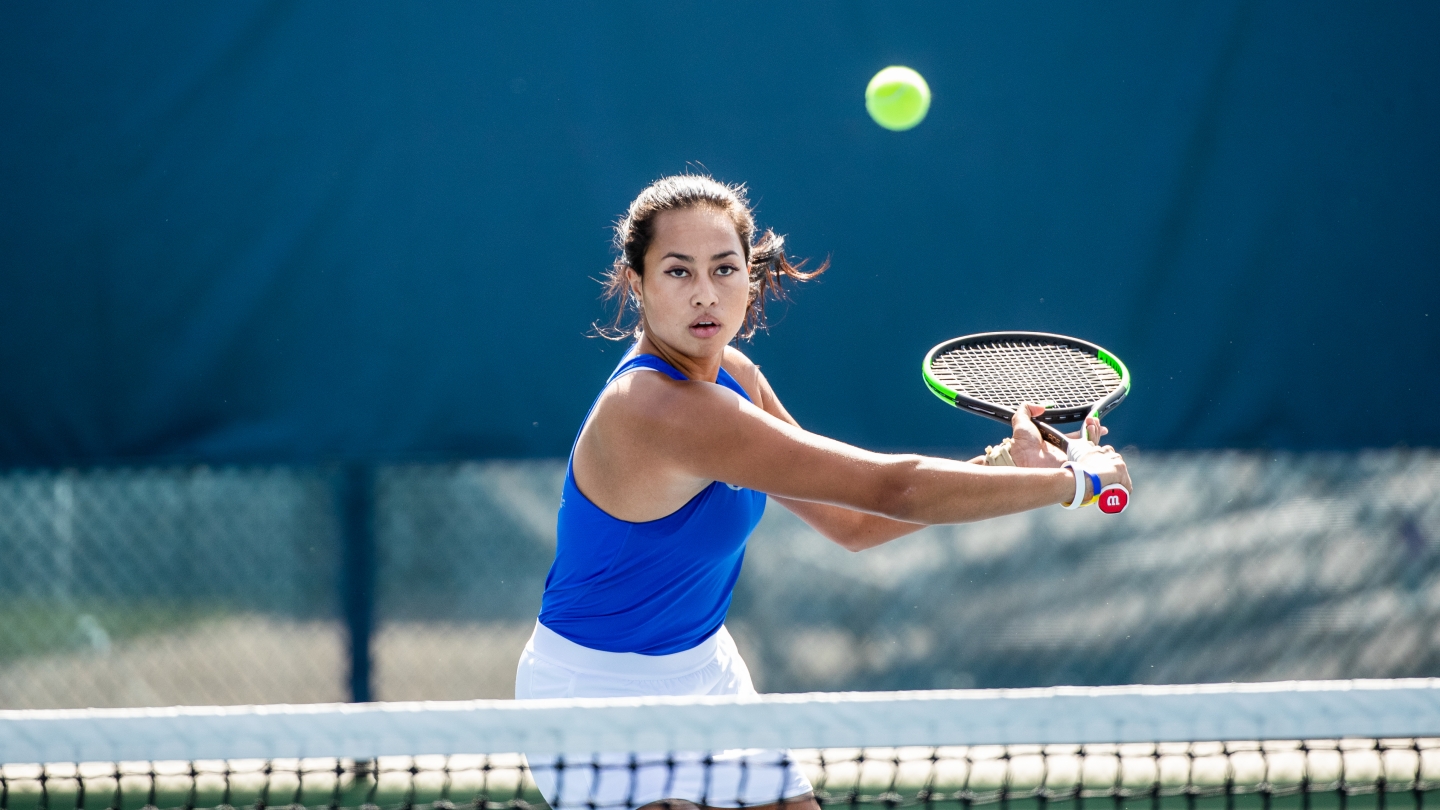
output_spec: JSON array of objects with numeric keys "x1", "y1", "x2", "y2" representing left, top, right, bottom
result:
[{"x1": 865, "y1": 66, "x2": 931, "y2": 131}]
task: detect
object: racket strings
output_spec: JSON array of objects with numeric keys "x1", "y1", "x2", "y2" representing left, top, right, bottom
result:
[{"x1": 929, "y1": 340, "x2": 1122, "y2": 410}]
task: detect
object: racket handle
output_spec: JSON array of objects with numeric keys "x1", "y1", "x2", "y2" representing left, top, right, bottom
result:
[
  {"x1": 1035, "y1": 420, "x2": 1069, "y2": 450},
  {"x1": 1096, "y1": 483, "x2": 1129, "y2": 514}
]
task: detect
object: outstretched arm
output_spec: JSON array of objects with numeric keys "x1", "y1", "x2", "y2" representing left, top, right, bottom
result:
[
  {"x1": 743, "y1": 368, "x2": 1109, "y2": 551},
  {"x1": 618, "y1": 364, "x2": 1129, "y2": 545}
]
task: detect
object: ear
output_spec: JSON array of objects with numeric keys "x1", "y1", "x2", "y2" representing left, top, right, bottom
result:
[{"x1": 624, "y1": 266, "x2": 643, "y2": 302}]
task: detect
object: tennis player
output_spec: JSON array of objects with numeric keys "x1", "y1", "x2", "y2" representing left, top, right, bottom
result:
[{"x1": 516, "y1": 175, "x2": 1130, "y2": 810}]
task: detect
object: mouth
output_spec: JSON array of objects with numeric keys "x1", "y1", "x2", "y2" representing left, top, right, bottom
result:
[{"x1": 688, "y1": 317, "x2": 722, "y2": 339}]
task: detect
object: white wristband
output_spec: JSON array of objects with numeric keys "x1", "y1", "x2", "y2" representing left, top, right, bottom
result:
[
  {"x1": 1067, "y1": 437, "x2": 1099, "y2": 463},
  {"x1": 1061, "y1": 461, "x2": 1086, "y2": 510}
]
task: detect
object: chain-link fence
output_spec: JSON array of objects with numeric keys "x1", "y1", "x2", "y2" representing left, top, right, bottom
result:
[
  {"x1": 0, "y1": 468, "x2": 343, "y2": 707},
  {"x1": 731, "y1": 451, "x2": 1440, "y2": 691},
  {"x1": 1, "y1": 451, "x2": 1436, "y2": 708}
]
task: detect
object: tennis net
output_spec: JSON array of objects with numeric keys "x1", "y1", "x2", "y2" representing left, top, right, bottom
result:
[{"x1": 2, "y1": 679, "x2": 1437, "y2": 810}]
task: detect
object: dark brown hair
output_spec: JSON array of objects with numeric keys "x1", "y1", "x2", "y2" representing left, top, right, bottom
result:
[{"x1": 597, "y1": 174, "x2": 826, "y2": 340}]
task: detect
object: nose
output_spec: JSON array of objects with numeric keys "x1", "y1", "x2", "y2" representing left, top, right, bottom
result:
[{"x1": 692, "y1": 273, "x2": 719, "y2": 307}]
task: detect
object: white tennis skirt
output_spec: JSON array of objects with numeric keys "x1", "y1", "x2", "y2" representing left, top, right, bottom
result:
[{"x1": 514, "y1": 621, "x2": 813, "y2": 808}]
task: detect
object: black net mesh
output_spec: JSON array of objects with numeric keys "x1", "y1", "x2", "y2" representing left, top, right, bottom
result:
[
  {"x1": 2, "y1": 739, "x2": 1437, "y2": 810},
  {"x1": 928, "y1": 339, "x2": 1123, "y2": 410}
]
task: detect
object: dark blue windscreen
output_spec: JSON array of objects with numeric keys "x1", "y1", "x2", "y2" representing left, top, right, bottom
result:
[{"x1": 1, "y1": 1, "x2": 1436, "y2": 465}]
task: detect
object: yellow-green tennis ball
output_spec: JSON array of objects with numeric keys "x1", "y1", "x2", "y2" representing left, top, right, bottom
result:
[{"x1": 866, "y1": 66, "x2": 931, "y2": 131}]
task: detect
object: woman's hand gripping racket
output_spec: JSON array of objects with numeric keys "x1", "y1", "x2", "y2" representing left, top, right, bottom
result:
[{"x1": 922, "y1": 332, "x2": 1133, "y2": 514}]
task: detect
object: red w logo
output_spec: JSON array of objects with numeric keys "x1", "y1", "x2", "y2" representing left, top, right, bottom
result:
[{"x1": 1097, "y1": 486, "x2": 1128, "y2": 514}]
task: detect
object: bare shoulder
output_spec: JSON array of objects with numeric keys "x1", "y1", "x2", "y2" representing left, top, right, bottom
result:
[
  {"x1": 721, "y1": 345, "x2": 765, "y2": 405},
  {"x1": 587, "y1": 367, "x2": 737, "y2": 441},
  {"x1": 589, "y1": 369, "x2": 684, "y2": 428},
  {"x1": 574, "y1": 368, "x2": 749, "y2": 518}
]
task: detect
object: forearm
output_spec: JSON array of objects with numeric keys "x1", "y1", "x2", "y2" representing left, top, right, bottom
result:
[
  {"x1": 875, "y1": 454, "x2": 1074, "y2": 524},
  {"x1": 748, "y1": 370, "x2": 1041, "y2": 522},
  {"x1": 772, "y1": 496, "x2": 926, "y2": 552}
]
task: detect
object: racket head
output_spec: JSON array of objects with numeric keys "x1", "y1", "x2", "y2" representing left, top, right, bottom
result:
[{"x1": 923, "y1": 331, "x2": 1130, "y2": 427}]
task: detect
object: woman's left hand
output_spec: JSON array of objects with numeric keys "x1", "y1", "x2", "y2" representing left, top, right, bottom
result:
[{"x1": 1008, "y1": 404, "x2": 1108, "y2": 468}]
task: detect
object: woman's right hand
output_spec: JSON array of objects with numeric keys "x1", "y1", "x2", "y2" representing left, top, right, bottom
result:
[
  {"x1": 1075, "y1": 443, "x2": 1132, "y2": 496},
  {"x1": 1010, "y1": 403, "x2": 1132, "y2": 499}
]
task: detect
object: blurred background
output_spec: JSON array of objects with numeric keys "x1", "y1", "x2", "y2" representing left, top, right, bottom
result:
[{"x1": 1, "y1": 1, "x2": 1436, "y2": 708}]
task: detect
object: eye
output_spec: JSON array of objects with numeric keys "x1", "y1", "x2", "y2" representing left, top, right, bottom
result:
[
  {"x1": 714, "y1": 264, "x2": 739, "y2": 276},
  {"x1": 664, "y1": 266, "x2": 690, "y2": 278}
]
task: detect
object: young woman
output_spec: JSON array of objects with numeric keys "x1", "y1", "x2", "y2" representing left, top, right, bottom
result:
[{"x1": 516, "y1": 175, "x2": 1131, "y2": 810}]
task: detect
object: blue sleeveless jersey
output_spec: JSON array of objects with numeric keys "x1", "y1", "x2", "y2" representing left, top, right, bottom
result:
[{"x1": 538, "y1": 352, "x2": 767, "y2": 655}]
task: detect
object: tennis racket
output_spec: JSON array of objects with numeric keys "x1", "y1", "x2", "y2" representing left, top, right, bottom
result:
[{"x1": 922, "y1": 331, "x2": 1132, "y2": 514}]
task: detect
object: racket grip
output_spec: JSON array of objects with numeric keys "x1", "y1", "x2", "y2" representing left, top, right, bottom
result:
[
  {"x1": 1096, "y1": 483, "x2": 1130, "y2": 514},
  {"x1": 1036, "y1": 421, "x2": 1069, "y2": 449}
]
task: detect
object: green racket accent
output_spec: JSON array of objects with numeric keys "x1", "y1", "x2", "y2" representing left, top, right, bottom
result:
[
  {"x1": 1096, "y1": 349, "x2": 1131, "y2": 391},
  {"x1": 923, "y1": 363, "x2": 956, "y2": 406},
  {"x1": 1089, "y1": 348, "x2": 1131, "y2": 418}
]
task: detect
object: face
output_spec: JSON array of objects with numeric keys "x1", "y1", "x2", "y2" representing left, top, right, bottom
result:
[{"x1": 628, "y1": 207, "x2": 750, "y2": 358}]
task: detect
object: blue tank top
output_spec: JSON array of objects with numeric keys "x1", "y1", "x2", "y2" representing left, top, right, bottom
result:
[{"x1": 537, "y1": 352, "x2": 767, "y2": 655}]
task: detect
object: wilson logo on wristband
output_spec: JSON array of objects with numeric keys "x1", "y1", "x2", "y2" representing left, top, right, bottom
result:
[{"x1": 1098, "y1": 484, "x2": 1129, "y2": 514}]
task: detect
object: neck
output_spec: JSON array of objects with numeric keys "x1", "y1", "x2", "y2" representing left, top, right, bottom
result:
[{"x1": 634, "y1": 332, "x2": 723, "y2": 383}]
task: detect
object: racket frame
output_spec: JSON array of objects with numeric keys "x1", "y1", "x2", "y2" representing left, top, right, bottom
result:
[{"x1": 922, "y1": 331, "x2": 1131, "y2": 451}]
